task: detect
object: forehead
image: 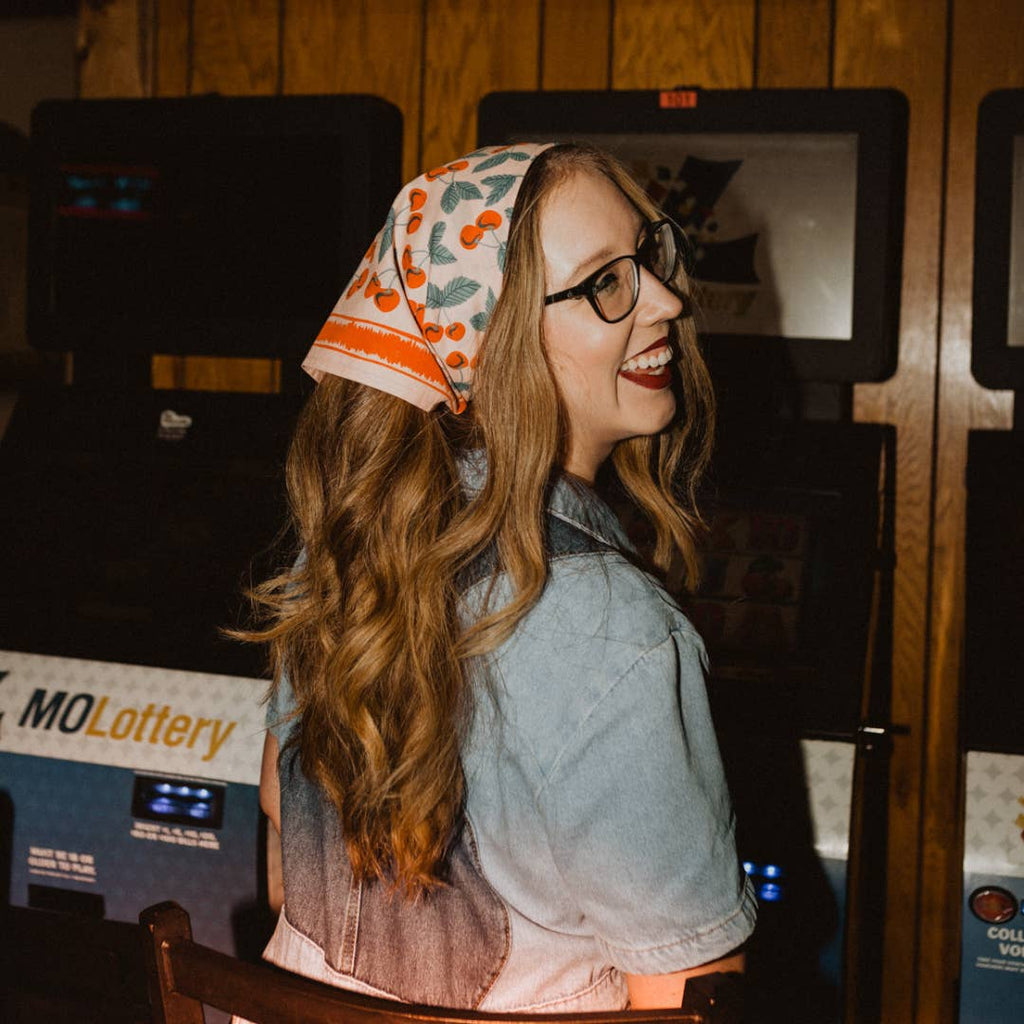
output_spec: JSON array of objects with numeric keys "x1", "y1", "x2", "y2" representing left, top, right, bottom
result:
[{"x1": 540, "y1": 169, "x2": 643, "y2": 286}]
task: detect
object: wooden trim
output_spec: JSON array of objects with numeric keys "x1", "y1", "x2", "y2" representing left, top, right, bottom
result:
[
  {"x1": 78, "y1": 0, "x2": 155, "y2": 98},
  {"x1": 281, "y1": 0, "x2": 425, "y2": 182},
  {"x1": 190, "y1": 0, "x2": 280, "y2": 96},
  {"x1": 755, "y1": 0, "x2": 831, "y2": 88},
  {"x1": 420, "y1": 0, "x2": 542, "y2": 170},
  {"x1": 154, "y1": 0, "x2": 191, "y2": 97},
  {"x1": 834, "y1": 1, "x2": 949, "y2": 1019},
  {"x1": 925, "y1": 2, "x2": 1021, "y2": 1021},
  {"x1": 611, "y1": 0, "x2": 756, "y2": 90},
  {"x1": 541, "y1": 0, "x2": 612, "y2": 90}
]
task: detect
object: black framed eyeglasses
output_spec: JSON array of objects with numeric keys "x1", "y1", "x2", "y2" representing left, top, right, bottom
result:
[{"x1": 543, "y1": 219, "x2": 686, "y2": 324}]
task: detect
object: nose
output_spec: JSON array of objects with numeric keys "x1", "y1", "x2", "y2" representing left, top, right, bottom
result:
[{"x1": 635, "y1": 265, "x2": 684, "y2": 325}]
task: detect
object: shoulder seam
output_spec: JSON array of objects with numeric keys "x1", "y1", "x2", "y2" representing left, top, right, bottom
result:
[{"x1": 535, "y1": 628, "x2": 703, "y2": 799}]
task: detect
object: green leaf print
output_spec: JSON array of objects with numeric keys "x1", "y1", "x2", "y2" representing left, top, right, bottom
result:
[
  {"x1": 472, "y1": 152, "x2": 513, "y2": 172},
  {"x1": 426, "y1": 276, "x2": 481, "y2": 309},
  {"x1": 470, "y1": 288, "x2": 497, "y2": 331},
  {"x1": 481, "y1": 174, "x2": 516, "y2": 205},
  {"x1": 428, "y1": 222, "x2": 456, "y2": 265},
  {"x1": 379, "y1": 209, "x2": 396, "y2": 253},
  {"x1": 441, "y1": 180, "x2": 484, "y2": 214}
]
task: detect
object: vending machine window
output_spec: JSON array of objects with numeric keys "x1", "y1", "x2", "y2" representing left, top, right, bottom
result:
[
  {"x1": 479, "y1": 88, "x2": 907, "y2": 385},
  {"x1": 972, "y1": 88, "x2": 1024, "y2": 394}
]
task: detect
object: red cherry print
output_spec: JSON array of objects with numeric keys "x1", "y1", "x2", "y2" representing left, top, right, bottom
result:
[
  {"x1": 373, "y1": 289, "x2": 400, "y2": 312},
  {"x1": 347, "y1": 268, "x2": 368, "y2": 299},
  {"x1": 476, "y1": 209, "x2": 502, "y2": 230},
  {"x1": 460, "y1": 224, "x2": 484, "y2": 249}
]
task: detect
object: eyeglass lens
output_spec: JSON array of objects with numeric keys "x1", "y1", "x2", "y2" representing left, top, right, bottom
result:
[
  {"x1": 591, "y1": 222, "x2": 678, "y2": 322},
  {"x1": 641, "y1": 221, "x2": 678, "y2": 283}
]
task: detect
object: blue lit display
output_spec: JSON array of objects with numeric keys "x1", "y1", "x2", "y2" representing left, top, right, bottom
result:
[
  {"x1": 742, "y1": 859, "x2": 786, "y2": 901},
  {"x1": 58, "y1": 164, "x2": 157, "y2": 220},
  {"x1": 131, "y1": 774, "x2": 225, "y2": 828}
]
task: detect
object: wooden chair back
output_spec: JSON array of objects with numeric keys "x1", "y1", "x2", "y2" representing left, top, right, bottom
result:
[{"x1": 141, "y1": 901, "x2": 708, "y2": 1024}]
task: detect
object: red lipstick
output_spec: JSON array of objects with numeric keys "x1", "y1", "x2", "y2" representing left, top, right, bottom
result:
[{"x1": 618, "y1": 337, "x2": 673, "y2": 389}]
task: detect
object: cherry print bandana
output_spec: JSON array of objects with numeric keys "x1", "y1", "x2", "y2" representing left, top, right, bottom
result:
[{"x1": 302, "y1": 142, "x2": 553, "y2": 413}]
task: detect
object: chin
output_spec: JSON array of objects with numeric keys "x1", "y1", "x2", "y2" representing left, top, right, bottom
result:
[{"x1": 627, "y1": 391, "x2": 677, "y2": 439}]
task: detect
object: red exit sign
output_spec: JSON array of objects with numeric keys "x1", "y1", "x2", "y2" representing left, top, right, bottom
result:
[{"x1": 659, "y1": 90, "x2": 699, "y2": 109}]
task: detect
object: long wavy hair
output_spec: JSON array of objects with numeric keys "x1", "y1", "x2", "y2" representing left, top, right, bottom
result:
[{"x1": 247, "y1": 143, "x2": 716, "y2": 892}]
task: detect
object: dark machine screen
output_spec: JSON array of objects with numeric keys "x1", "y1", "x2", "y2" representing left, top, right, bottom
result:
[
  {"x1": 29, "y1": 96, "x2": 402, "y2": 360},
  {"x1": 51, "y1": 139, "x2": 343, "y2": 323}
]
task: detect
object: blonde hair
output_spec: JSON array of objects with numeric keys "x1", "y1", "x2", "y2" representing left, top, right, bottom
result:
[{"x1": 246, "y1": 143, "x2": 715, "y2": 892}]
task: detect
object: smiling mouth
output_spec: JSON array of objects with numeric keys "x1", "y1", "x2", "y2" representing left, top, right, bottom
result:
[{"x1": 619, "y1": 339, "x2": 673, "y2": 389}]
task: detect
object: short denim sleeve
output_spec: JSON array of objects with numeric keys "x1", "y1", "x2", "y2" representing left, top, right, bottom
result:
[
  {"x1": 266, "y1": 552, "x2": 305, "y2": 746},
  {"x1": 536, "y1": 628, "x2": 756, "y2": 974},
  {"x1": 266, "y1": 670, "x2": 298, "y2": 746}
]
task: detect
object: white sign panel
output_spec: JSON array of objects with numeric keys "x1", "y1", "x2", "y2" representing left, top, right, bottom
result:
[{"x1": 0, "y1": 649, "x2": 266, "y2": 784}]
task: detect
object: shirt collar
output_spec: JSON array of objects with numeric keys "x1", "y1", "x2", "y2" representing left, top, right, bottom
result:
[{"x1": 458, "y1": 449, "x2": 634, "y2": 554}]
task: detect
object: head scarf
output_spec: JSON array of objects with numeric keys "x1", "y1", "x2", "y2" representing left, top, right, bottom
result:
[{"x1": 302, "y1": 142, "x2": 553, "y2": 414}]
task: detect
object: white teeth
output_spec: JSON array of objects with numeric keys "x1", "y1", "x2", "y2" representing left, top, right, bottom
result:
[{"x1": 621, "y1": 346, "x2": 672, "y2": 373}]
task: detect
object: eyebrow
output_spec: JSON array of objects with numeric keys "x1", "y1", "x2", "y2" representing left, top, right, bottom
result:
[
  {"x1": 563, "y1": 245, "x2": 619, "y2": 287},
  {"x1": 561, "y1": 218, "x2": 648, "y2": 288}
]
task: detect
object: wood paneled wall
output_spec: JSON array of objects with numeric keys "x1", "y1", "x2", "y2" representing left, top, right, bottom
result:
[{"x1": 75, "y1": 2, "x2": 1024, "y2": 1021}]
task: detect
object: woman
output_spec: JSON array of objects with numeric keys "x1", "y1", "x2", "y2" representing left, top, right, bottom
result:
[{"x1": 253, "y1": 141, "x2": 756, "y2": 1013}]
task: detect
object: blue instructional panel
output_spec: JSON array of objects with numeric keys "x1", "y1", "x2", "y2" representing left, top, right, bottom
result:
[{"x1": 960, "y1": 751, "x2": 1024, "y2": 1023}]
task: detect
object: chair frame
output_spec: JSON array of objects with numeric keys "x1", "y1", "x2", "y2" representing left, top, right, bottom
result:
[{"x1": 140, "y1": 901, "x2": 707, "y2": 1024}]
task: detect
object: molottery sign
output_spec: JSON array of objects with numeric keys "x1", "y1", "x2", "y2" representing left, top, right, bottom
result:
[
  {"x1": 18, "y1": 688, "x2": 236, "y2": 762},
  {"x1": 0, "y1": 650, "x2": 264, "y2": 782}
]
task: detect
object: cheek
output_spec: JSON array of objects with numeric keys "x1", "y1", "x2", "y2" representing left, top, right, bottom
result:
[
  {"x1": 552, "y1": 348, "x2": 624, "y2": 415},
  {"x1": 545, "y1": 317, "x2": 627, "y2": 387}
]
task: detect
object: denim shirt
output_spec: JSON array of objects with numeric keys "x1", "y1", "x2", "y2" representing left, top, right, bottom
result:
[{"x1": 263, "y1": 466, "x2": 756, "y2": 1011}]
